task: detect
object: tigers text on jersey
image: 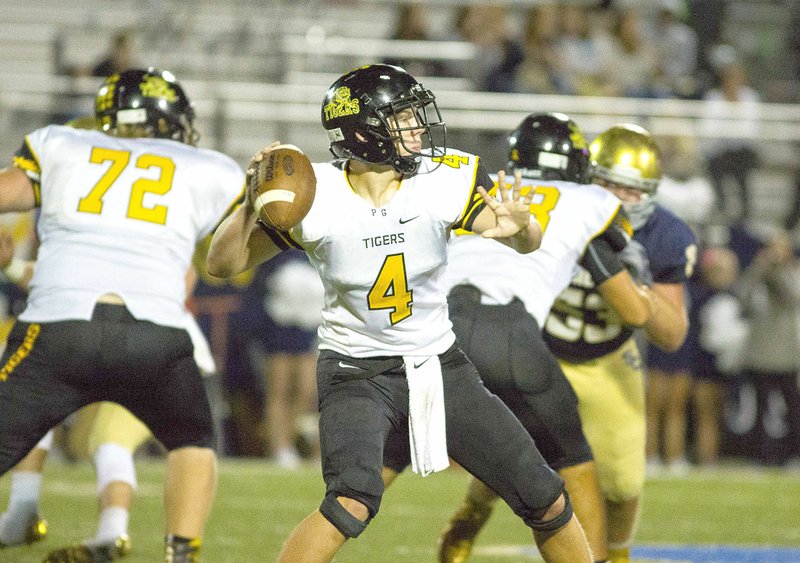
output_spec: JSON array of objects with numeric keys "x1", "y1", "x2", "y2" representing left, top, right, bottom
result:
[
  {"x1": 270, "y1": 151, "x2": 487, "y2": 357},
  {"x1": 13, "y1": 125, "x2": 244, "y2": 328},
  {"x1": 442, "y1": 177, "x2": 622, "y2": 326},
  {"x1": 544, "y1": 204, "x2": 697, "y2": 362}
]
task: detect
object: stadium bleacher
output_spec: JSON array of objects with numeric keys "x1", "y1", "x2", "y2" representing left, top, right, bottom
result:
[{"x1": 1, "y1": 0, "x2": 800, "y2": 225}]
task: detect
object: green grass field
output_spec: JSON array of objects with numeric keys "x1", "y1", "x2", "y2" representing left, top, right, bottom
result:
[{"x1": 1, "y1": 459, "x2": 799, "y2": 562}]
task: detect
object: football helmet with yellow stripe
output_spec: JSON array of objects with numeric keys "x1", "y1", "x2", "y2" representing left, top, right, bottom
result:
[
  {"x1": 95, "y1": 68, "x2": 198, "y2": 145},
  {"x1": 507, "y1": 112, "x2": 591, "y2": 183},
  {"x1": 589, "y1": 124, "x2": 661, "y2": 229}
]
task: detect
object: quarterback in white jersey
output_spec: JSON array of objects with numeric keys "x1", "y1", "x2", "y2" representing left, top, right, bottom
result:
[
  {"x1": 209, "y1": 66, "x2": 593, "y2": 562},
  {"x1": 0, "y1": 69, "x2": 243, "y2": 563},
  {"x1": 272, "y1": 150, "x2": 488, "y2": 358}
]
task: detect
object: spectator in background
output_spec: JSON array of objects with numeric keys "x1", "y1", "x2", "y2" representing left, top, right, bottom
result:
[
  {"x1": 701, "y1": 58, "x2": 761, "y2": 222},
  {"x1": 516, "y1": 4, "x2": 573, "y2": 95},
  {"x1": 738, "y1": 229, "x2": 800, "y2": 465},
  {"x1": 91, "y1": 30, "x2": 135, "y2": 77},
  {"x1": 646, "y1": 246, "x2": 745, "y2": 475},
  {"x1": 687, "y1": 0, "x2": 727, "y2": 94},
  {"x1": 604, "y1": 9, "x2": 662, "y2": 98},
  {"x1": 693, "y1": 247, "x2": 746, "y2": 466},
  {"x1": 457, "y1": 5, "x2": 523, "y2": 92},
  {"x1": 239, "y1": 251, "x2": 324, "y2": 468},
  {"x1": 653, "y1": 0, "x2": 699, "y2": 98},
  {"x1": 557, "y1": 5, "x2": 614, "y2": 96},
  {"x1": 652, "y1": 134, "x2": 715, "y2": 228},
  {"x1": 384, "y1": 4, "x2": 451, "y2": 79},
  {"x1": 644, "y1": 295, "x2": 693, "y2": 475}
]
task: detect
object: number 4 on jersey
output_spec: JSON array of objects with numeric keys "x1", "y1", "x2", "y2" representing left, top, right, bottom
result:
[{"x1": 368, "y1": 253, "x2": 413, "y2": 324}]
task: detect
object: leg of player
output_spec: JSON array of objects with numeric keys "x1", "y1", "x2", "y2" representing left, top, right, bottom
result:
[
  {"x1": 437, "y1": 477, "x2": 498, "y2": 563},
  {"x1": 0, "y1": 431, "x2": 51, "y2": 548},
  {"x1": 692, "y1": 380, "x2": 723, "y2": 466},
  {"x1": 606, "y1": 498, "x2": 639, "y2": 563},
  {"x1": 442, "y1": 360, "x2": 592, "y2": 562},
  {"x1": 561, "y1": 339, "x2": 646, "y2": 563},
  {"x1": 437, "y1": 462, "x2": 608, "y2": 563},
  {"x1": 277, "y1": 496, "x2": 369, "y2": 563},
  {"x1": 163, "y1": 447, "x2": 217, "y2": 561},
  {"x1": 662, "y1": 369, "x2": 692, "y2": 474},
  {"x1": 44, "y1": 402, "x2": 154, "y2": 561},
  {"x1": 438, "y1": 289, "x2": 608, "y2": 562},
  {"x1": 558, "y1": 461, "x2": 607, "y2": 561},
  {"x1": 265, "y1": 353, "x2": 301, "y2": 469},
  {"x1": 94, "y1": 445, "x2": 135, "y2": 543},
  {"x1": 43, "y1": 461, "x2": 135, "y2": 562},
  {"x1": 533, "y1": 503, "x2": 591, "y2": 563}
]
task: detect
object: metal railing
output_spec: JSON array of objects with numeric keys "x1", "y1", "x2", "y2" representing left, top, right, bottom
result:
[{"x1": 2, "y1": 71, "x2": 799, "y2": 168}]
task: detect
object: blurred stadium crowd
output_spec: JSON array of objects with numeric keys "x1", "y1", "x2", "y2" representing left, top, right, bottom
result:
[{"x1": 1, "y1": 0, "x2": 799, "y2": 471}]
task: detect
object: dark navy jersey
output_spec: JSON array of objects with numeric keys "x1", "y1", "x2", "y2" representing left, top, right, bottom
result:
[{"x1": 544, "y1": 204, "x2": 697, "y2": 363}]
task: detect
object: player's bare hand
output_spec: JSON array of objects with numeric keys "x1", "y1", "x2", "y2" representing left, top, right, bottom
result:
[
  {"x1": 0, "y1": 231, "x2": 15, "y2": 269},
  {"x1": 245, "y1": 141, "x2": 283, "y2": 203},
  {"x1": 478, "y1": 170, "x2": 534, "y2": 239}
]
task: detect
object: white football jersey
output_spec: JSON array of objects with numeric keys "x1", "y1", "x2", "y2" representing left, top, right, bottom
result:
[
  {"x1": 442, "y1": 176, "x2": 623, "y2": 326},
  {"x1": 273, "y1": 151, "x2": 487, "y2": 357},
  {"x1": 13, "y1": 125, "x2": 244, "y2": 327}
]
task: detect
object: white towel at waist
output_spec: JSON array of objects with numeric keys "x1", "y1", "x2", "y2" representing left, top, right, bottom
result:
[{"x1": 404, "y1": 354, "x2": 449, "y2": 477}]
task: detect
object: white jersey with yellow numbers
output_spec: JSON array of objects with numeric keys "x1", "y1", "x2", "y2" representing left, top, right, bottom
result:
[
  {"x1": 273, "y1": 151, "x2": 487, "y2": 357},
  {"x1": 13, "y1": 125, "x2": 244, "y2": 328},
  {"x1": 442, "y1": 176, "x2": 622, "y2": 326}
]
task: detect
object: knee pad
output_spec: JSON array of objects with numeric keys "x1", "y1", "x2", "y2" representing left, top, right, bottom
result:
[
  {"x1": 319, "y1": 493, "x2": 372, "y2": 539},
  {"x1": 94, "y1": 443, "x2": 137, "y2": 494},
  {"x1": 526, "y1": 489, "x2": 574, "y2": 533},
  {"x1": 35, "y1": 429, "x2": 54, "y2": 451}
]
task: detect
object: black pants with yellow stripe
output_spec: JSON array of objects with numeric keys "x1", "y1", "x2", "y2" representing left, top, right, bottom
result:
[{"x1": 0, "y1": 303, "x2": 214, "y2": 475}]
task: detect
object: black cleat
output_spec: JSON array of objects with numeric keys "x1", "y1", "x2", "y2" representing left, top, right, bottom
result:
[{"x1": 43, "y1": 534, "x2": 132, "y2": 563}]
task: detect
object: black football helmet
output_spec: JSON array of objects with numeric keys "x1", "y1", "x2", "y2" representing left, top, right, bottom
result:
[
  {"x1": 507, "y1": 112, "x2": 591, "y2": 183},
  {"x1": 321, "y1": 64, "x2": 446, "y2": 175},
  {"x1": 95, "y1": 68, "x2": 199, "y2": 145}
]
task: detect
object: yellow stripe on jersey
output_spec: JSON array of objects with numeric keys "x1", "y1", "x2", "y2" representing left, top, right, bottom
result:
[
  {"x1": 453, "y1": 156, "x2": 485, "y2": 231},
  {"x1": 614, "y1": 209, "x2": 633, "y2": 237},
  {"x1": 586, "y1": 203, "x2": 624, "y2": 251},
  {"x1": 12, "y1": 137, "x2": 42, "y2": 206},
  {"x1": 0, "y1": 323, "x2": 41, "y2": 381}
]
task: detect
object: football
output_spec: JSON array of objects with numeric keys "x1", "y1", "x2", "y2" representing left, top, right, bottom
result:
[{"x1": 249, "y1": 144, "x2": 316, "y2": 231}]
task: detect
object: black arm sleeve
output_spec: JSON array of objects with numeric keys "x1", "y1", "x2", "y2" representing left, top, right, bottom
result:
[
  {"x1": 456, "y1": 159, "x2": 492, "y2": 232},
  {"x1": 256, "y1": 219, "x2": 303, "y2": 251},
  {"x1": 580, "y1": 236, "x2": 626, "y2": 285},
  {"x1": 599, "y1": 207, "x2": 633, "y2": 251}
]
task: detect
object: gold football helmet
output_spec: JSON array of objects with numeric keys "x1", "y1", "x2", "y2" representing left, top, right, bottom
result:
[{"x1": 589, "y1": 124, "x2": 661, "y2": 229}]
